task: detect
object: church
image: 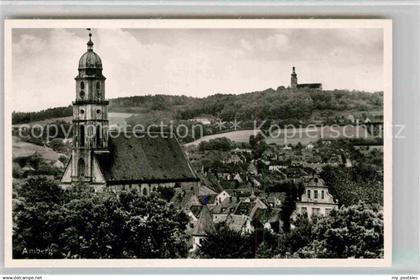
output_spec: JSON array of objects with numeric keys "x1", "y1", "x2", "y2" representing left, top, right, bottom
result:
[
  {"x1": 61, "y1": 34, "x2": 199, "y2": 195},
  {"x1": 290, "y1": 66, "x2": 322, "y2": 90}
]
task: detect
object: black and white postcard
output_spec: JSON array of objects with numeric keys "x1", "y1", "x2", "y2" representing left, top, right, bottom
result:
[{"x1": 4, "y1": 19, "x2": 392, "y2": 267}]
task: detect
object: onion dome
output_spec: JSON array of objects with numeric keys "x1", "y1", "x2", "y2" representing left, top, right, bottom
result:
[
  {"x1": 78, "y1": 34, "x2": 102, "y2": 70},
  {"x1": 76, "y1": 33, "x2": 105, "y2": 80}
]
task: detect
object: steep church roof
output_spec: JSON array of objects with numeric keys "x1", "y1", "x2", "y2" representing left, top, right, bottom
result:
[
  {"x1": 192, "y1": 205, "x2": 216, "y2": 236},
  {"x1": 96, "y1": 132, "x2": 198, "y2": 185}
]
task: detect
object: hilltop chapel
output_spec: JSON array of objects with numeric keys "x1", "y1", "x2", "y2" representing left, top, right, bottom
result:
[{"x1": 61, "y1": 34, "x2": 199, "y2": 194}]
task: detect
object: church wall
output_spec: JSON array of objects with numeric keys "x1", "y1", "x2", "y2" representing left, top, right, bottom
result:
[
  {"x1": 91, "y1": 157, "x2": 106, "y2": 184},
  {"x1": 104, "y1": 181, "x2": 195, "y2": 197}
]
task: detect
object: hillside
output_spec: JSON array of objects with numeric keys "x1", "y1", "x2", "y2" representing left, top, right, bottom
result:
[
  {"x1": 12, "y1": 87, "x2": 383, "y2": 125},
  {"x1": 12, "y1": 136, "x2": 63, "y2": 162}
]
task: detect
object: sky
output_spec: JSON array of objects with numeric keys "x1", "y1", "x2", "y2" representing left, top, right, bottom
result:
[{"x1": 12, "y1": 28, "x2": 383, "y2": 112}]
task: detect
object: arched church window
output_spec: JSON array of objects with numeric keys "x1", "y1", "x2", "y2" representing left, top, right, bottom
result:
[
  {"x1": 96, "y1": 125, "x2": 101, "y2": 147},
  {"x1": 78, "y1": 158, "x2": 85, "y2": 177},
  {"x1": 79, "y1": 125, "x2": 85, "y2": 147},
  {"x1": 80, "y1": 91, "x2": 85, "y2": 99},
  {"x1": 80, "y1": 81, "x2": 85, "y2": 89}
]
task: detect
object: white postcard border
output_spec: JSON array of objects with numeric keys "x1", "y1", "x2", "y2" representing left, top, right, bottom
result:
[{"x1": 3, "y1": 19, "x2": 393, "y2": 268}]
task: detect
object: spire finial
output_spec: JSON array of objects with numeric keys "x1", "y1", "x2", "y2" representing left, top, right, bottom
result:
[{"x1": 86, "y1": 28, "x2": 93, "y2": 51}]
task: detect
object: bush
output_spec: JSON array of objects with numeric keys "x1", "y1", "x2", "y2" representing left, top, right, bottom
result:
[{"x1": 13, "y1": 179, "x2": 190, "y2": 259}]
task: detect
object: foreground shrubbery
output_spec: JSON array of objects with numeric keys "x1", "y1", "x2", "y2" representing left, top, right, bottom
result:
[
  {"x1": 13, "y1": 177, "x2": 384, "y2": 259},
  {"x1": 197, "y1": 202, "x2": 383, "y2": 259},
  {"x1": 13, "y1": 177, "x2": 189, "y2": 259}
]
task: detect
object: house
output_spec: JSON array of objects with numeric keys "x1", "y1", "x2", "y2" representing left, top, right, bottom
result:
[
  {"x1": 265, "y1": 192, "x2": 286, "y2": 208},
  {"x1": 197, "y1": 184, "x2": 218, "y2": 206},
  {"x1": 189, "y1": 117, "x2": 212, "y2": 125},
  {"x1": 223, "y1": 154, "x2": 243, "y2": 165},
  {"x1": 265, "y1": 208, "x2": 283, "y2": 233},
  {"x1": 211, "y1": 196, "x2": 240, "y2": 222},
  {"x1": 282, "y1": 145, "x2": 292, "y2": 151},
  {"x1": 215, "y1": 190, "x2": 231, "y2": 205},
  {"x1": 225, "y1": 214, "x2": 253, "y2": 234},
  {"x1": 305, "y1": 143, "x2": 314, "y2": 150},
  {"x1": 234, "y1": 197, "x2": 268, "y2": 222},
  {"x1": 344, "y1": 113, "x2": 355, "y2": 123},
  {"x1": 170, "y1": 189, "x2": 201, "y2": 210},
  {"x1": 293, "y1": 176, "x2": 338, "y2": 220}
]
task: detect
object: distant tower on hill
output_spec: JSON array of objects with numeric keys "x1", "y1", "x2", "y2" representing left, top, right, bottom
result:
[
  {"x1": 290, "y1": 66, "x2": 322, "y2": 90},
  {"x1": 290, "y1": 66, "x2": 298, "y2": 89}
]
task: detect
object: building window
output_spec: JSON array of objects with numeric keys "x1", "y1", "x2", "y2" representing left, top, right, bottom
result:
[
  {"x1": 79, "y1": 125, "x2": 85, "y2": 147},
  {"x1": 142, "y1": 187, "x2": 148, "y2": 196},
  {"x1": 312, "y1": 207, "x2": 320, "y2": 216},
  {"x1": 96, "y1": 82, "x2": 101, "y2": 99},
  {"x1": 321, "y1": 190, "x2": 325, "y2": 199},
  {"x1": 80, "y1": 109, "x2": 85, "y2": 114},
  {"x1": 78, "y1": 158, "x2": 85, "y2": 177},
  {"x1": 325, "y1": 208, "x2": 332, "y2": 215},
  {"x1": 96, "y1": 125, "x2": 101, "y2": 147},
  {"x1": 80, "y1": 91, "x2": 85, "y2": 99},
  {"x1": 80, "y1": 81, "x2": 85, "y2": 89},
  {"x1": 96, "y1": 109, "x2": 101, "y2": 114},
  {"x1": 307, "y1": 189, "x2": 311, "y2": 199},
  {"x1": 314, "y1": 190, "x2": 318, "y2": 199}
]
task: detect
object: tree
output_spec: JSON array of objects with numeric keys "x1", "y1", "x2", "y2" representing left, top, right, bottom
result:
[
  {"x1": 197, "y1": 225, "x2": 256, "y2": 258},
  {"x1": 276, "y1": 214, "x2": 314, "y2": 257},
  {"x1": 13, "y1": 178, "x2": 190, "y2": 259},
  {"x1": 296, "y1": 202, "x2": 383, "y2": 258},
  {"x1": 320, "y1": 165, "x2": 383, "y2": 206},
  {"x1": 198, "y1": 137, "x2": 232, "y2": 151}
]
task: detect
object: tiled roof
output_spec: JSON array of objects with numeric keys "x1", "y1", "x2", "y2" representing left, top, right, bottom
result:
[
  {"x1": 96, "y1": 132, "x2": 198, "y2": 184},
  {"x1": 192, "y1": 205, "x2": 216, "y2": 236},
  {"x1": 226, "y1": 215, "x2": 249, "y2": 232},
  {"x1": 305, "y1": 176, "x2": 327, "y2": 187}
]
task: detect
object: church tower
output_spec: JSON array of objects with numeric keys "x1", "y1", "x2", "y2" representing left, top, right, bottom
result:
[
  {"x1": 291, "y1": 66, "x2": 298, "y2": 89},
  {"x1": 70, "y1": 32, "x2": 109, "y2": 183}
]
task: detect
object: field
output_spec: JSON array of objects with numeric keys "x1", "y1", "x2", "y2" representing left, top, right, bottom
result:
[
  {"x1": 185, "y1": 125, "x2": 372, "y2": 147},
  {"x1": 12, "y1": 136, "x2": 62, "y2": 162}
]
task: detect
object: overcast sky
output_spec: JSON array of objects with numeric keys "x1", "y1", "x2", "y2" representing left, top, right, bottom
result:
[{"x1": 12, "y1": 28, "x2": 383, "y2": 112}]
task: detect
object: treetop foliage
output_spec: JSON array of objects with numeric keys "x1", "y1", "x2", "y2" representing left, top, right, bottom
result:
[
  {"x1": 12, "y1": 89, "x2": 383, "y2": 124},
  {"x1": 13, "y1": 177, "x2": 189, "y2": 259}
]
